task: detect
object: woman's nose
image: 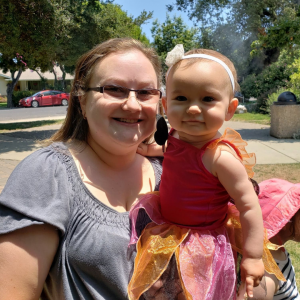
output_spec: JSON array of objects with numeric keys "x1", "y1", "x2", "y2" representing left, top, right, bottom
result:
[
  {"x1": 187, "y1": 105, "x2": 201, "y2": 114},
  {"x1": 122, "y1": 91, "x2": 142, "y2": 111}
]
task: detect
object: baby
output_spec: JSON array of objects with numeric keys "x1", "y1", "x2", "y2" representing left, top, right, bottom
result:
[{"x1": 128, "y1": 45, "x2": 265, "y2": 300}]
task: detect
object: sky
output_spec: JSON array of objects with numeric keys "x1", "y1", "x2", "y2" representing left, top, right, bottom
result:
[{"x1": 113, "y1": 0, "x2": 195, "y2": 42}]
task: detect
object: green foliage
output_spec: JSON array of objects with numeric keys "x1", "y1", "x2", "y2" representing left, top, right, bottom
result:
[
  {"x1": 151, "y1": 14, "x2": 199, "y2": 78},
  {"x1": 0, "y1": 0, "x2": 152, "y2": 107},
  {"x1": 241, "y1": 57, "x2": 295, "y2": 98},
  {"x1": 263, "y1": 87, "x2": 287, "y2": 114},
  {"x1": 289, "y1": 57, "x2": 300, "y2": 93},
  {"x1": 169, "y1": 0, "x2": 300, "y2": 77},
  {"x1": 12, "y1": 91, "x2": 35, "y2": 107},
  {"x1": 252, "y1": 6, "x2": 300, "y2": 55}
]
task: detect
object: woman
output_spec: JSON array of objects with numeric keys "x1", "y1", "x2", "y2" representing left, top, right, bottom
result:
[
  {"x1": 252, "y1": 178, "x2": 300, "y2": 300},
  {"x1": 0, "y1": 38, "x2": 163, "y2": 299}
]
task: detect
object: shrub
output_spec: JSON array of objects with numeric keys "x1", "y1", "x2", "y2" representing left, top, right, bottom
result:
[
  {"x1": 12, "y1": 91, "x2": 35, "y2": 107},
  {"x1": 261, "y1": 87, "x2": 287, "y2": 114}
]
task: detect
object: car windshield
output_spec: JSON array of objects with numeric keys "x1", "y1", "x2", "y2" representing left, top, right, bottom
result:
[{"x1": 32, "y1": 92, "x2": 43, "y2": 96}]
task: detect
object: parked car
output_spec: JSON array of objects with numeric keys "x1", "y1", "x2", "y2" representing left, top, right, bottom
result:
[{"x1": 19, "y1": 90, "x2": 70, "y2": 108}]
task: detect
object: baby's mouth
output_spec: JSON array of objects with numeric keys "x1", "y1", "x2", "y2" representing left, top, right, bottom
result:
[{"x1": 114, "y1": 118, "x2": 141, "y2": 123}]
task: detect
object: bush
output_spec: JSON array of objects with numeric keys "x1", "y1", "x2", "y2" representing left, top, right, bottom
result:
[
  {"x1": 261, "y1": 87, "x2": 287, "y2": 114},
  {"x1": 12, "y1": 91, "x2": 35, "y2": 107}
]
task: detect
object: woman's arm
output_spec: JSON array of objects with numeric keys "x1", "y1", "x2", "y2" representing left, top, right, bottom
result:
[
  {"x1": 213, "y1": 150, "x2": 264, "y2": 298},
  {"x1": 0, "y1": 224, "x2": 59, "y2": 300}
]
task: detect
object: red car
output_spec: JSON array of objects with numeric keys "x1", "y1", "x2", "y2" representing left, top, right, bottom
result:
[{"x1": 19, "y1": 90, "x2": 70, "y2": 108}]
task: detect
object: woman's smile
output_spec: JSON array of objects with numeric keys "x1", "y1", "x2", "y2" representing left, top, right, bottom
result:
[{"x1": 113, "y1": 118, "x2": 142, "y2": 124}]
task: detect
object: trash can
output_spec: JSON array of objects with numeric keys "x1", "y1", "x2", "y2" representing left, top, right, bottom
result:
[{"x1": 270, "y1": 91, "x2": 300, "y2": 138}]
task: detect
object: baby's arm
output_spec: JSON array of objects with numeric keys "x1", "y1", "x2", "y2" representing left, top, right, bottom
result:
[
  {"x1": 213, "y1": 149, "x2": 264, "y2": 298},
  {"x1": 137, "y1": 143, "x2": 164, "y2": 157}
]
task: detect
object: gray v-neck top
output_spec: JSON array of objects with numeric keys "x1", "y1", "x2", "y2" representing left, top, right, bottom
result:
[{"x1": 0, "y1": 142, "x2": 162, "y2": 300}]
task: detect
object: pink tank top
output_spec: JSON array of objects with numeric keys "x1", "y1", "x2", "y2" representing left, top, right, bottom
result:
[{"x1": 160, "y1": 131, "x2": 241, "y2": 229}]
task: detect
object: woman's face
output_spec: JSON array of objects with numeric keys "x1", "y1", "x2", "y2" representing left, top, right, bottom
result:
[{"x1": 81, "y1": 50, "x2": 159, "y2": 153}]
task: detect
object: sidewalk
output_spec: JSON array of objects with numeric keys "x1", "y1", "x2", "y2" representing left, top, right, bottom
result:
[{"x1": 1, "y1": 121, "x2": 300, "y2": 192}]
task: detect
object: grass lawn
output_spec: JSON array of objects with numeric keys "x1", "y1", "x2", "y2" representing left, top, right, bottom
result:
[
  {"x1": 231, "y1": 112, "x2": 270, "y2": 125},
  {"x1": 253, "y1": 164, "x2": 300, "y2": 288},
  {"x1": 0, "y1": 119, "x2": 64, "y2": 132},
  {"x1": 0, "y1": 102, "x2": 7, "y2": 109}
]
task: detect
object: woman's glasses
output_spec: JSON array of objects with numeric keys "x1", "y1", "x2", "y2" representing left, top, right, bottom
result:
[{"x1": 86, "y1": 85, "x2": 162, "y2": 103}]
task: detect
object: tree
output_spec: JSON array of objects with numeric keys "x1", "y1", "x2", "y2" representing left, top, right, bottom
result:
[
  {"x1": 151, "y1": 14, "x2": 199, "y2": 77},
  {"x1": 0, "y1": 0, "x2": 61, "y2": 107},
  {"x1": 0, "y1": 0, "x2": 152, "y2": 107},
  {"x1": 54, "y1": 1, "x2": 151, "y2": 88},
  {"x1": 251, "y1": 6, "x2": 300, "y2": 56},
  {"x1": 168, "y1": 0, "x2": 300, "y2": 69}
]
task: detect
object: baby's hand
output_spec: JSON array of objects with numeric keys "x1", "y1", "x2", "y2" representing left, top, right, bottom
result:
[
  {"x1": 137, "y1": 143, "x2": 164, "y2": 157},
  {"x1": 137, "y1": 143, "x2": 150, "y2": 156},
  {"x1": 240, "y1": 257, "x2": 264, "y2": 298}
]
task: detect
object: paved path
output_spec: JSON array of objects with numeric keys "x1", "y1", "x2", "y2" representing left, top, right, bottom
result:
[{"x1": 0, "y1": 120, "x2": 299, "y2": 192}]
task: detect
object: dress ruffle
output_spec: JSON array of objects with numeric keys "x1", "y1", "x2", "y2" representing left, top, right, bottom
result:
[
  {"x1": 207, "y1": 128, "x2": 256, "y2": 178},
  {"x1": 128, "y1": 193, "x2": 236, "y2": 300},
  {"x1": 225, "y1": 203, "x2": 286, "y2": 282}
]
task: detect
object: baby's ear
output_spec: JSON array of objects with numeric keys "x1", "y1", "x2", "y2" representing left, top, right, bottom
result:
[
  {"x1": 162, "y1": 96, "x2": 167, "y2": 114},
  {"x1": 225, "y1": 98, "x2": 239, "y2": 121}
]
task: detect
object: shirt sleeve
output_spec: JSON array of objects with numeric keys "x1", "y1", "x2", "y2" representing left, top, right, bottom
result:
[{"x1": 0, "y1": 146, "x2": 71, "y2": 235}]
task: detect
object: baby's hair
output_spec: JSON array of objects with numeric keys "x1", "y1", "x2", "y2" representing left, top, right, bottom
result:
[{"x1": 167, "y1": 48, "x2": 240, "y2": 97}]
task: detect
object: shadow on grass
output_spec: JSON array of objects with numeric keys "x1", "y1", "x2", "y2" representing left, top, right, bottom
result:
[
  {"x1": 0, "y1": 129, "x2": 58, "y2": 155},
  {"x1": 0, "y1": 120, "x2": 63, "y2": 131}
]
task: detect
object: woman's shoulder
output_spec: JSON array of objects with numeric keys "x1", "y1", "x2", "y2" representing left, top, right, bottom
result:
[{"x1": 0, "y1": 142, "x2": 75, "y2": 234}]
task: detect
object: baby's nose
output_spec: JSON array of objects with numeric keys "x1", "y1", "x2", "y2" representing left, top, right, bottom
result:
[{"x1": 187, "y1": 105, "x2": 201, "y2": 114}]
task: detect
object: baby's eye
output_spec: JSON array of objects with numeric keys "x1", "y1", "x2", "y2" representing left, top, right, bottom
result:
[
  {"x1": 175, "y1": 95, "x2": 187, "y2": 101},
  {"x1": 202, "y1": 97, "x2": 214, "y2": 102}
]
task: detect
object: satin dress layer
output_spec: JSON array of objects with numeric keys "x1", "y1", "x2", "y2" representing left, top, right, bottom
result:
[{"x1": 128, "y1": 128, "x2": 284, "y2": 300}]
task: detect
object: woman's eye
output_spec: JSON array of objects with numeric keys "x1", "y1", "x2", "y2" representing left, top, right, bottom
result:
[
  {"x1": 105, "y1": 85, "x2": 125, "y2": 94},
  {"x1": 203, "y1": 97, "x2": 214, "y2": 102},
  {"x1": 175, "y1": 96, "x2": 187, "y2": 101}
]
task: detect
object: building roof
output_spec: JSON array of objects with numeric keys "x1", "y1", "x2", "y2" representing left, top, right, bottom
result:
[
  {"x1": 0, "y1": 66, "x2": 74, "y2": 81},
  {"x1": 0, "y1": 73, "x2": 11, "y2": 79}
]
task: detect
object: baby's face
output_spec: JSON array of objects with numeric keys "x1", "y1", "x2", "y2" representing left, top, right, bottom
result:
[{"x1": 164, "y1": 60, "x2": 236, "y2": 143}]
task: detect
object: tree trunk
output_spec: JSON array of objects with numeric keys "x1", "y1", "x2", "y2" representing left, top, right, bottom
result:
[
  {"x1": 51, "y1": 65, "x2": 58, "y2": 89},
  {"x1": 59, "y1": 64, "x2": 66, "y2": 91},
  {"x1": 6, "y1": 68, "x2": 23, "y2": 108},
  {"x1": 35, "y1": 69, "x2": 47, "y2": 89}
]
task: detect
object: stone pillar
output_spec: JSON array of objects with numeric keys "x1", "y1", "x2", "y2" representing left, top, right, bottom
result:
[{"x1": 270, "y1": 104, "x2": 300, "y2": 138}]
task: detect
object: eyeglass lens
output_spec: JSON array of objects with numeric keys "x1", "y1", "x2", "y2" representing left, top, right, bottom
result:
[{"x1": 103, "y1": 85, "x2": 160, "y2": 102}]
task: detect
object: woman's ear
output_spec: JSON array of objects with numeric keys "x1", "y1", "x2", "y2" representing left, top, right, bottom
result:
[
  {"x1": 225, "y1": 98, "x2": 239, "y2": 121},
  {"x1": 79, "y1": 95, "x2": 87, "y2": 119}
]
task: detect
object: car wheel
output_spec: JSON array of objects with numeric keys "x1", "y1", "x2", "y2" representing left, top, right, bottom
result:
[
  {"x1": 31, "y1": 100, "x2": 39, "y2": 108},
  {"x1": 61, "y1": 99, "x2": 68, "y2": 106}
]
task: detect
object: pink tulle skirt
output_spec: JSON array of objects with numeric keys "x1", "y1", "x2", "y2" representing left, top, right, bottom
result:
[{"x1": 128, "y1": 193, "x2": 236, "y2": 300}]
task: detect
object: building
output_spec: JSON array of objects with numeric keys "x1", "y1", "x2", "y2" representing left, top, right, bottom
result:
[{"x1": 0, "y1": 66, "x2": 74, "y2": 96}]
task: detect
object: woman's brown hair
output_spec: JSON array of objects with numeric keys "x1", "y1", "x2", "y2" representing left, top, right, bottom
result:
[{"x1": 48, "y1": 38, "x2": 161, "y2": 144}]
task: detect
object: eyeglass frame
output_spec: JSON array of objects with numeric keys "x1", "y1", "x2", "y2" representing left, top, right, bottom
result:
[{"x1": 85, "y1": 85, "x2": 162, "y2": 102}]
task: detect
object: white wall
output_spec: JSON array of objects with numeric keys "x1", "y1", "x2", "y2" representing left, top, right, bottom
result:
[{"x1": 0, "y1": 78, "x2": 7, "y2": 96}]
